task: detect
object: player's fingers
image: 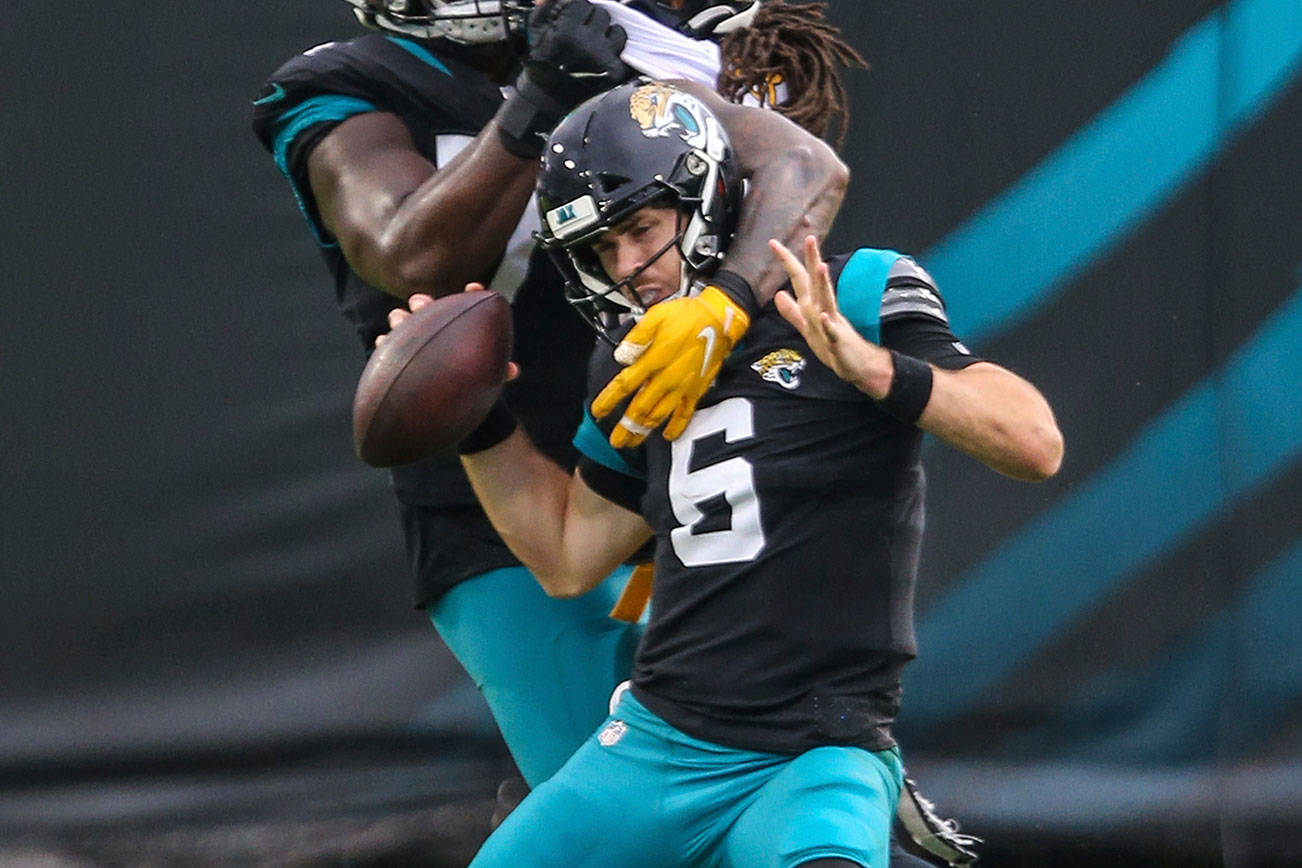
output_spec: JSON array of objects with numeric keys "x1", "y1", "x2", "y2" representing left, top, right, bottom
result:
[
  {"x1": 410, "y1": 292, "x2": 436, "y2": 309},
  {"x1": 506, "y1": 361, "x2": 521, "y2": 382},
  {"x1": 610, "y1": 415, "x2": 651, "y2": 448},
  {"x1": 818, "y1": 311, "x2": 842, "y2": 346},
  {"x1": 594, "y1": 336, "x2": 675, "y2": 415},
  {"x1": 803, "y1": 234, "x2": 822, "y2": 277},
  {"x1": 611, "y1": 304, "x2": 669, "y2": 366},
  {"x1": 810, "y1": 260, "x2": 838, "y2": 314},
  {"x1": 593, "y1": 366, "x2": 643, "y2": 418},
  {"x1": 614, "y1": 339, "x2": 648, "y2": 366},
  {"x1": 387, "y1": 307, "x2": 411, "y2": 330},
  {"x1": 662, "y1": 395, "x2": 697, "y2": 441},
  {"x1": 770, "y1": 240, "x2": 806, "y2": 289},
  {"x1": 622, "y1": 372, "x2": 675, "y2": 428},
  {"x1": 774, "y1": 289, "x2": 807, "y2": 333},
  {"x1": 768, "y1": 239, "x2": 808, "y2": 298},
  {"x1": 635, "y1": 390, "x2": 681, "y2": 436}
]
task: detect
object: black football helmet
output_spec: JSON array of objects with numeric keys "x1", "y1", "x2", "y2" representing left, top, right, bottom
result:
[
  {"x1": 656, "y1": 1, "x2": 761, "y2": 37},
  {"x1": 536, "y1": 80, "x2": 743, "y2": 342},
  {"x1": 615, "y1": 1, "x2": 761, "y2": 38},
  {"x1": 343, "y1": 0, "x2": 531, "y2": 43}
]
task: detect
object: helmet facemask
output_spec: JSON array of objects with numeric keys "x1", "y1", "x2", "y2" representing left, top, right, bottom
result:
[
  {"x1": 556, "y1": 196, "x2": 694, "y2": 341},
  {"x1": 344, "y1": 0, "x2": 531, "y2": 44},
  {"x1": 543, "y1": 148, "x2": 734, "y2": 345},
  {"x1": 536, "y1": 82, "x2": 742, "y2": 344}
]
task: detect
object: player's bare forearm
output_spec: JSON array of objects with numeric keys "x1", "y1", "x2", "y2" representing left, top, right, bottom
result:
[
  {"x1": 774, "y1": 237, "x2": 1063, "y2": 482},
  {"x1": 918, "y1": 362, "x2": 1064, "y2": 481},
  {"x1": 791, "y1": 323, "x2": 1063, "y2": 482},
  {"x1": 673, "y1": 80, "x2": 849, "y2": 306},
  {"x1": 798, "y1": 332, "x2": 1063, "y2": 481},
  {"x1": 461, "y1": 429, "x2": 653, "y2": 596},
  {"x1": 727, "y1": 132, "x2": 847, "y2": 306},
  {"x1": 309, "y1": 112, "x2": 537, "y2": 299}
]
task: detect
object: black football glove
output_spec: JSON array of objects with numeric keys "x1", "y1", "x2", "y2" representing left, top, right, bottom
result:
[{"x1": 496, "y1": 0, "x2": 632, "y2": 158}]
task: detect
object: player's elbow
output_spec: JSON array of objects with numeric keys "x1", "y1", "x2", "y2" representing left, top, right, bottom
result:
[
  {"x1": 533, "y1": 566, "x2": 597, "y2": 600},
  {"x1": 825, "y1": 151, "x2": 850, "y2": 197},
  {"x1": 791, "y1": 140, "x2": 849, "y2": 198},
  {"x1": 1010, "y1": 420, "x2": 1065, "y2": 482},
  {"x1": 372, "y1": 240, "x2": 449, "y2": 298}
]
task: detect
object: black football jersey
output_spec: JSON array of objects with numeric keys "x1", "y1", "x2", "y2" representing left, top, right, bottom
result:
[
  {"x1": 575, "y1": 249, "x2": 982, "y2": 755},
  {"x1": 252, "y1": 35, "x2": 595, "y2": 603}
]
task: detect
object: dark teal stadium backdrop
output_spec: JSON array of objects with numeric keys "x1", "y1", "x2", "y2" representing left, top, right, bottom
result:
[{"x1": 1, "y1": 0, "x2": 1297, "y2": 863}]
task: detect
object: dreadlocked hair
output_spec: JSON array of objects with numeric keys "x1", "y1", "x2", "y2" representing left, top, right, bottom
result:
[{"x1": 715, "y1": 1, "x2": 868, "y2": 148}]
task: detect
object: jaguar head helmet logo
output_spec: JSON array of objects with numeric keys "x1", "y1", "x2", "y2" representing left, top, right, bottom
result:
[{"x1": 628, "y1": 83, "x2": 707, "y2": 144}]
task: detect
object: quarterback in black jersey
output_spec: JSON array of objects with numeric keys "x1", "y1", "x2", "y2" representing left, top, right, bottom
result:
[
  {"x1": 451, "y1": 81, "x2": 1063, "y2": 867},
  {"x1": 251, "y1": 0, "x2": 855, "y2": 789},
  {"x1": 255, "y1": 3, "x2": 979, "y2": 862}
]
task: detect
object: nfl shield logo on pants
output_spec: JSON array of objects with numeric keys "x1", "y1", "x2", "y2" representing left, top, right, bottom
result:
[{"x1": 598, "y1": 719, "x2": 627, "y2": 747}]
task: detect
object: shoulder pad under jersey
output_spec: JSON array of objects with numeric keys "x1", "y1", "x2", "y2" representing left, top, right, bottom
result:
[{"x1": 828, "y1": 248, "x2": 949, "y2": 342}]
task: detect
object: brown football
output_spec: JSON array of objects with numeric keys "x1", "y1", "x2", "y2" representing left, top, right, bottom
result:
[{"x1": 353, "y1": 291, "x2": 512, "y2": 468}]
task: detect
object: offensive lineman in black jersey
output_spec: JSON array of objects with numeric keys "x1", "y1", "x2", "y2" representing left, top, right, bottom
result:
[{"x1": 444, "y1": 81, "x2": 1062, "y2": 866}]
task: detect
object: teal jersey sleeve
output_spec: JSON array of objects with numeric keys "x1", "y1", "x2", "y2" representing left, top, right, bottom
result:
[
  {"x1": 251, "y1": 34, "x2": 496, "y2": 246},
  {"x1": 265, "y1": 94, "x2": 376, "y2": 245},
  {"x1": 834, "y1": 248, "x2": 898, "y2": 342},
  {"x1": 835, "y1": 248, "x2": 950, "y2": 342},
  {"x1": 573, "y1": 410, "x2": 643, "y2": 480}
]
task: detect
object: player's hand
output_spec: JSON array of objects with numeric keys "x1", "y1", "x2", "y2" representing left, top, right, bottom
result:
[
  {"x1": 376, "y1": 293, "x2": 434, "y2": 348},
  {"x1": 524, "y1": 0, "x2": 631, "y2": 110},
  {"x1": 592, "y1": 286, "x2": 750, "y2": 447},
  {"x1": 772, "y1": 236, "x2": 891, "y2": 397},
  {"x1": 378, "y1": 288, "x2": 522, "y2": 382}
]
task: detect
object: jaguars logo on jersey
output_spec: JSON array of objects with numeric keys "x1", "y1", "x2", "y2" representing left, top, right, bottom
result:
[{"x1": 751, "y1": 349, "x2": 807, "y2": 390}]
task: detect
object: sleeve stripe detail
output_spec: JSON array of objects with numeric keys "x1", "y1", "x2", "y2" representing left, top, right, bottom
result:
[
  {"x1": 270, "y1": 94, "x2": 376, "y2": 245},
  {"x1": 384, "y1": 37, "x2": 453, "y2": 76},
  {"x1": 880, "y1": 300, "x2": 950, "y2": 321},
  {"x1": 880, "y1": 282, "x2": 949, "y2": 324},
  {"x1": 573, "y1": 410, "x2": 643, "y2": 479},
  {"x1": 835, "y1": 248, "x2": 901, "y2": 342}
]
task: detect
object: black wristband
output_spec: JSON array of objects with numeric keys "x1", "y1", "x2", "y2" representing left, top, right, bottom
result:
[
  {"x1": 495, "y1": 71, "x2": 574, "y2": 158},
  {"x1": 877, "y1": 351, "x2": 933, "y2": 424},
  {"x1": 707, "y1": 269, "x2": 760, "y2": 320},
  {"x1": 458, "y1": 398, "x2": 518, "y2": 455}
]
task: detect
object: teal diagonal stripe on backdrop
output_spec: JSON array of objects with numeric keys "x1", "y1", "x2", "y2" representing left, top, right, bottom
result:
[
  {"x1": 905, "y1": 287, "x2": 1302, "y2": 727},
  {"x1": 922, "y1": 0, "x2": 1302, "y2": 344},
  {"x1": 1035, "y1": 533, "x2": 1302, "y2": 761},
  {"x1": 1236, "y1": 537, "x2": 1302, "y2": 729}
]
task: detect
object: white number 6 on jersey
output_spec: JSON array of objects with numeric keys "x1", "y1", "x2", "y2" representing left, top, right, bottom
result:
[{"x1": 667, "y1": 397, "x2": 766, "y2": 566}]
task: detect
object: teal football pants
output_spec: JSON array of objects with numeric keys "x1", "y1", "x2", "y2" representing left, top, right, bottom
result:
[
  {"x1": 430, "y1": 564, "x2": 641, "y2": 786},
  {"x1": 470, "y1": 690, "x2": 904, "y2": 868}
]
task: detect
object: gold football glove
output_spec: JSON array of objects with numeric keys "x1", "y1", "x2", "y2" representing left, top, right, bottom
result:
[
  {"x1": 592, "y1": 285, "x2": 751, "y2": 448},
  {"x1": 608, "y1": 563, "x2": 654, "y2": 623}
]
